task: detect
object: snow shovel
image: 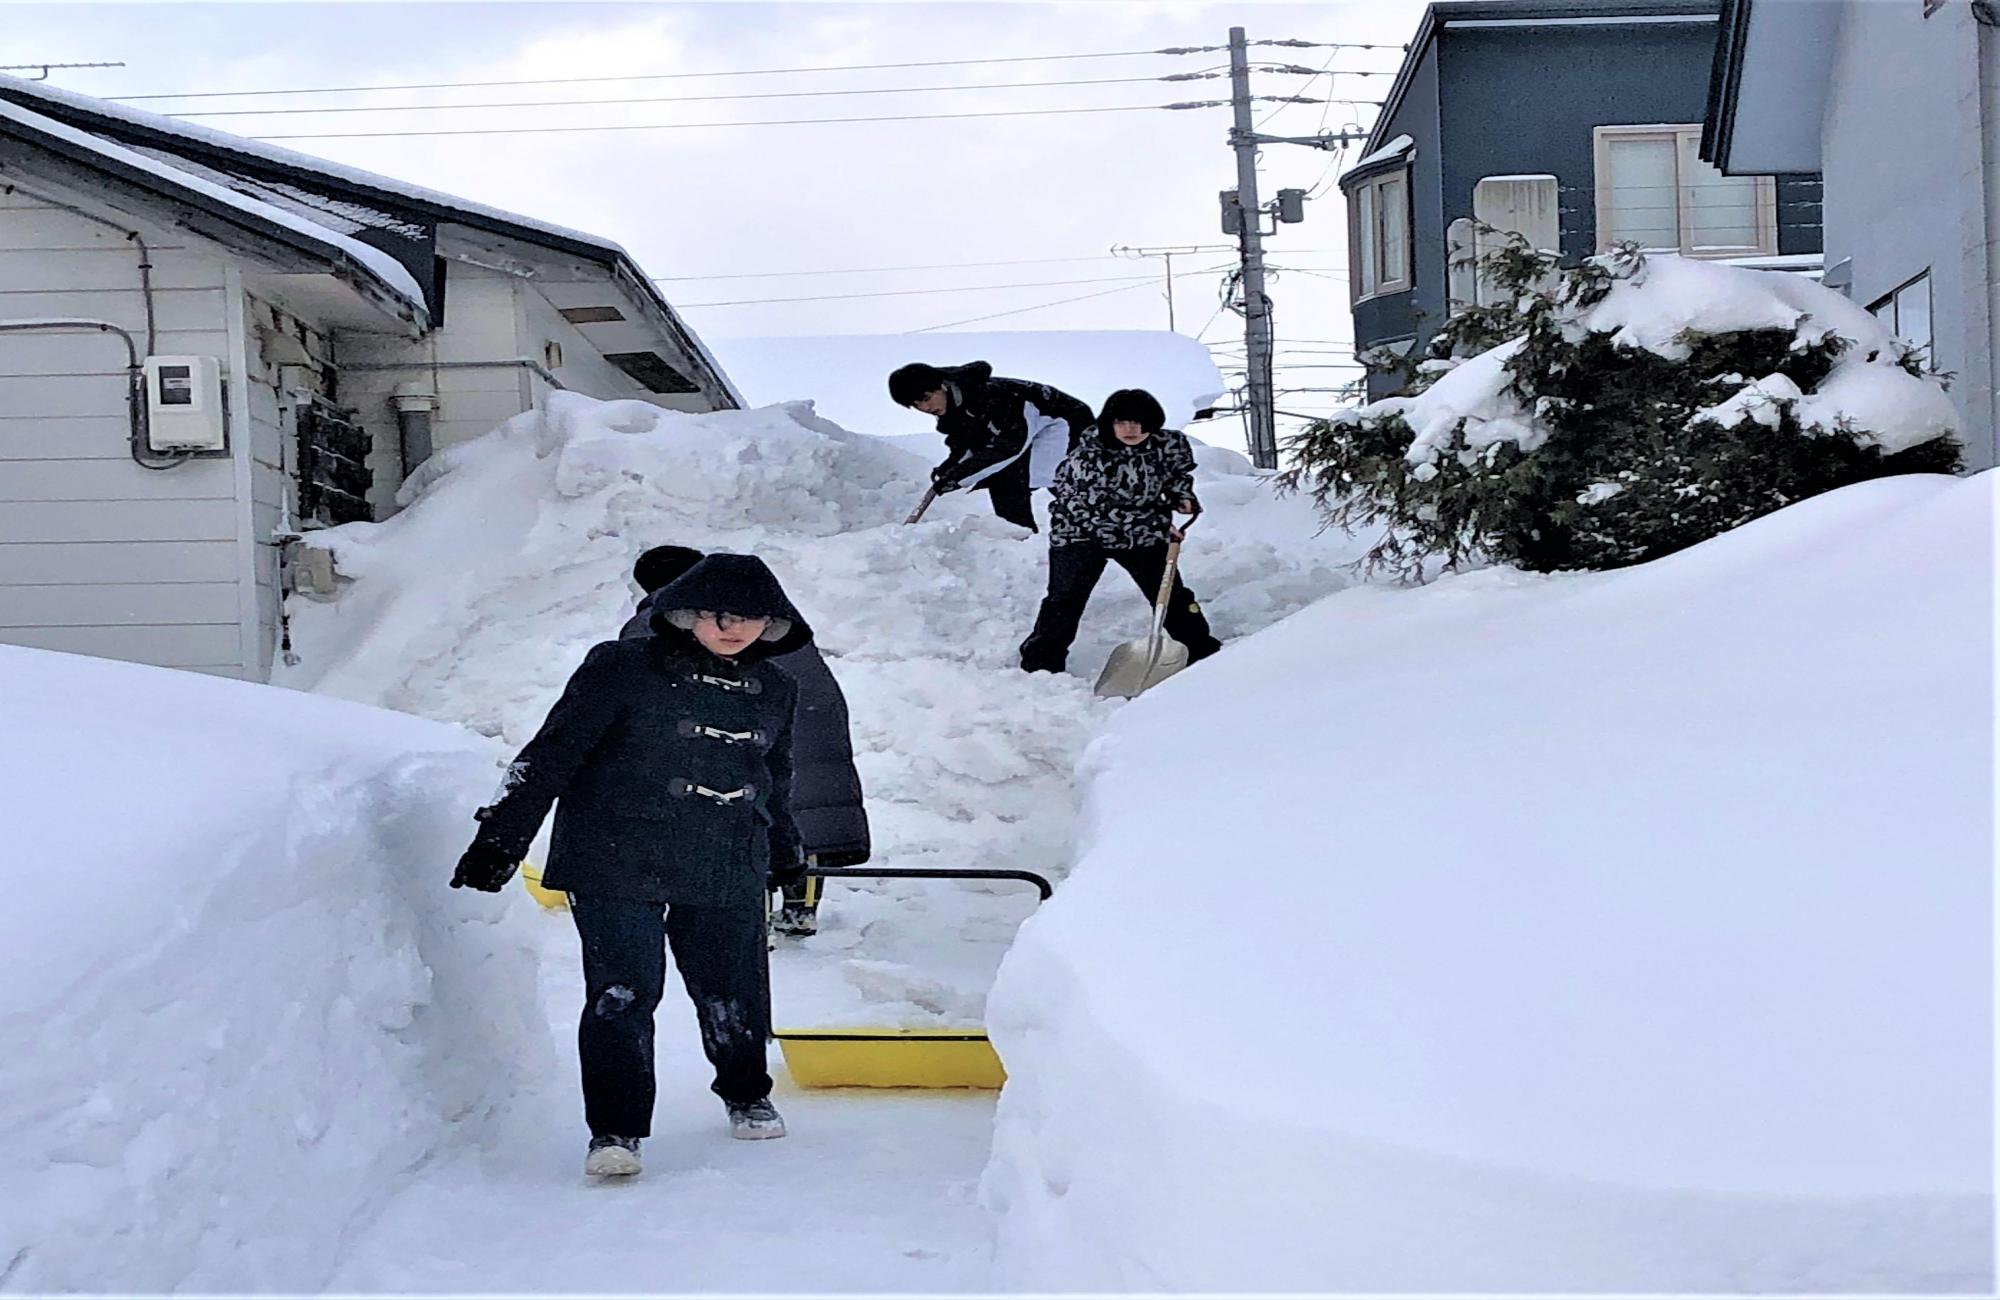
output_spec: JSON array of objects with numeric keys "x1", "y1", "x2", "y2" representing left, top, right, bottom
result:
[
  {"x1": 904, "y1": 486, "x2": 939, "y2": 525},
  {"x1": 772, "y1": 866, "x2": 1052, "y2": 1090},
  {"x1": 1094, "y1": 538, "x2": 1189, "y2": 698}
]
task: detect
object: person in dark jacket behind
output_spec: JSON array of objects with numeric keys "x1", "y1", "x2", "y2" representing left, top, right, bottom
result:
[
  {"x1": 621, "y1": 545, "x2": 870, "y2": 937},
  {"x1": 451, "y1": 553, "x2": 811, "y2": 1179},
  {"x1": 888, "y1": 360, "x2": 1096, "y2": 532},
  {"x1": 1019, "y1": 388, "x2": 1224, "y2": 674}
]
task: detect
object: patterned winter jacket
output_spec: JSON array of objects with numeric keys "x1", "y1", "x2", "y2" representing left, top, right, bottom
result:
[
  {"x1": 931, "y1": 361, "x2": 1097, "y2": 486},
  {"x1": 1048, "y1": 426, "x2": 1199, "y2": 550}
]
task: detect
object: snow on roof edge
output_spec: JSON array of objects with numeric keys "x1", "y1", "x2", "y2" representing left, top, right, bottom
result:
[{"x1": 0, "y1": 93, "x2": 428, "y2": 318}]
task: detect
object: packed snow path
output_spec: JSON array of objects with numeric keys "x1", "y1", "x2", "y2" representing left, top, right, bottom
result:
[{"x1": 281, "y1": 396, "x2": 1362, "y2": 1286}]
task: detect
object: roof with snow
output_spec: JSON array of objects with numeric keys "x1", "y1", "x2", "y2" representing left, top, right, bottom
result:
[
  {"x1": 706, "y1": 330, "x2": 1229, "y2": 439},
  {"x1": 0, "y1": 74, "x2": 739, "y2": 403}
]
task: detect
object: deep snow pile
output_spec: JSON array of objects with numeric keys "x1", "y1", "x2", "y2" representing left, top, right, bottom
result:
[
  {"x1": 983, "y1": 472, "x2": 1995, "y2": 1291},
  {"x1": 0, "y1": 645, "x2": 547, "y2": 1293},
  {"x1": 279, "y1": 392, "x2": 1359, "y2": 1031}
]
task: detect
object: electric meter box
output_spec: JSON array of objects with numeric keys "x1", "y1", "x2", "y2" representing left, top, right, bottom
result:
[{"x1": 143, "y1": 355, "x2": 227, "y2": 453}]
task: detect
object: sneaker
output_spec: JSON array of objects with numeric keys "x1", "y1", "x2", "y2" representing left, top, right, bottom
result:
[
  {"x1": 726, "y1": 1097, "x2": 787, "y2": 1141},
  {"x1": 772, "y1": 903, "x2": 819, "y2": 937},
  {"x1": 584, "y1": 1134, "x2": 642, "y2": 1177}
]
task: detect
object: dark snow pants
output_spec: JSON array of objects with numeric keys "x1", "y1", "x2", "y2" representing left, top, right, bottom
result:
[
  {"x1": 568, "y1": 893, "x2": 772, "y2": 1139},
  {"x1": 981, "y1": 456, "x2": 1039, "y2": 532},
  {"x1": 1020, "y1": 541, "x2": 1222, "y2": 673}
]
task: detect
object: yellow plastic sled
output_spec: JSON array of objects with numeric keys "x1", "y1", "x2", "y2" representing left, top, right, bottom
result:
[
  {"x1": 772, "y1": 866, "x2": 1052, "y2": 1090},
  {"x1": 519, "y1": 860, "x2": 568, "y2": 910}
]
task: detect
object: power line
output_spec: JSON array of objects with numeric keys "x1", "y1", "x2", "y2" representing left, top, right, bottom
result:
[
  {"x1": 167, "y1": 74, "x2": 1173, "y2": 119},
  {"x1": 252, "y1": 102, "x2": 1181, "y2": 140},
  {"x1": 653, "y1": 254, "x2": 1121, "y2": 282},
  {"x1": 678, "y1": 272, "x2": 1162, "y2": 309},
  {"x1": 908, "y1": 281, "x2": 1157, "y2": 334},
  {"x1": 907, "y1": 261, "x2": 1234, "y2": 333},
  {"x1": 110, "y1": 46, "x2": 1227, "y2": 103}
]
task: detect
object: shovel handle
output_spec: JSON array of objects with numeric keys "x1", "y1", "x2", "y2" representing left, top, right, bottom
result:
[
  {"x1": 1146, "y1": 539, "x2": 1182, "y2": 661},
  {"x1": 805, "y1": 864, "x2": 1053, "y2": 901},
  {"x1": 905, "y1": 486, "x2": 940, "y2": 525}
]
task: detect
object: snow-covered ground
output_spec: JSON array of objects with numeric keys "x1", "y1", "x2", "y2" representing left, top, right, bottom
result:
[
  {"x1": 0, "y1": 645, "x2": 544, "y2": 1292},
  {"x1": 983, "y1": 471, "x2": 1996, "y2": 1292},
  {"x1": 264, "y1": 391, "x2": 1360, "y2": 1289}
]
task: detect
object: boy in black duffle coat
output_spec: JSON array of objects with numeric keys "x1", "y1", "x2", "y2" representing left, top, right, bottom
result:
[
  {"x1": 1019, "y1": 388, "x2": 1224, "y2": 674},
  {"x1": 620, "y1": 545, "x2": 870, "y2": 937},
  {"x1": 451, "y1": 553, "x2": 810, "y2": 1178}
]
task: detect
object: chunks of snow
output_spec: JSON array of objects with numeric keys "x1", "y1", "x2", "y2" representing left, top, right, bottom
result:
[
  {"x1": 984, "y1": 472, "x2": 1995, "y2": 1291},
  {"x1": 0, "y1": 645, "x2": 546, "y2": 1291}
]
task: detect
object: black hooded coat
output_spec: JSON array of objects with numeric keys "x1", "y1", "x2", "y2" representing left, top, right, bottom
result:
[
  {"x1": 473, "y1": 554, "x2": 810, "y2": 906},
  {"x1": 621, "y1": 595, "x2": 870, "y2": 868},
  {"x1": 930, "y1": 361, "x2": 1097, "y2": 486}
]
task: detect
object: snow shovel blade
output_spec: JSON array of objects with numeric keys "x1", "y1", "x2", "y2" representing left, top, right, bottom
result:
[{"x1": 1094, "y1": 635, "x2": 1189, "y2": 698}]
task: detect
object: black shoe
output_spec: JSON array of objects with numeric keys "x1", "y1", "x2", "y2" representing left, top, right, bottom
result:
[
  {"x1": 585, "y1": 1134, "x2": 642, "y2": 1177},
  {"x1": 772, "y1": 902, "x2": 819, "y2": 937},
  {"x1": 726, "y1": 1097, "x2": 787, "y2": 1140}
]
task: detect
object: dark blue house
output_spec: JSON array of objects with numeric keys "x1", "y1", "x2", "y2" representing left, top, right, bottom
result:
[{"x1": 1340, "y1": 0, "x2": 1822, "y2": 396}]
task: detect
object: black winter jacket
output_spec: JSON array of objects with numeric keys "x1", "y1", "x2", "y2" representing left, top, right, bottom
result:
[
  {"x1": 622, "y1": 592, "x2": 870, "y2": 867},
  {"x1": 473, "y1": 556, "x2": 810, "y2": 906},
  {"x1": 1048, "y1": 425, "x2": 1199, "y2": 550},
  {"x1": 931, "y1": 361, "x2": 1097, "y2": 485}
]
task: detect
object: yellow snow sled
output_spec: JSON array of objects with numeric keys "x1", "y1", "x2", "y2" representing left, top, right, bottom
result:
[
  {"x1": 772, "y1": 866, "x2": 1052, "y2": 1090},
  {"x1": 519, "y1": 859, "x2": 567, "y2": 910}
]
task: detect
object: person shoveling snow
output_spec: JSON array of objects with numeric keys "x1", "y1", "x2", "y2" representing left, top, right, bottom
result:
[
  {"x1": 889, "y1": 360, "x2": 1096, "y2": 532},
  {"x1": 1020, "y1": 388, "x2": 1221, "y2": 678},
  {"x1": 451, "y1": 553, "x2": 813, "y2": 1178}
]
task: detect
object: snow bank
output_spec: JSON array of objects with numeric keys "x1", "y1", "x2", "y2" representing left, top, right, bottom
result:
[
  {"x1": 1353, "y1": 252, "x2": 1960, "y2": 466},
  {"x1": 708, "y1": 329, "x2": 1228, "y2": 438},
  {"x1": 0, "y1": 646, "x2": 548, "y2": 1292},
  {"x1": 280, "y1": 392, "x2": 1360, "y2": 1033},
  {"x1": 984, "y1": 473, "x2": 1995, "y2": 1291}
]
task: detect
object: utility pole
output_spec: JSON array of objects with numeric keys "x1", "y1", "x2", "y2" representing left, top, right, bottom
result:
[
  {"x1": 1227, "y1": 27, "x2": 1278, "y2": 470},
  {"x1": 1111, "y1": 243, "x2": 1235, "y2": 332}
]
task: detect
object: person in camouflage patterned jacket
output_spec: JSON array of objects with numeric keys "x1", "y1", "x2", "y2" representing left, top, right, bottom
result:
[
  {"x1": 1019, "y1": 388, "x2": 1223, "y2": 673},
  {"x1": 888, "y1": 360, "x2": 1096, "y2": 532}
]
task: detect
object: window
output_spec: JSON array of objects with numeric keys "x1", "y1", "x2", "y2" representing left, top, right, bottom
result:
[
  {"x1": 1349, "y1": 170, "x2": 1413, "y2": 300},
  {"x1": 1870, "y1": 272, "x2": 1934, "y2": 366},
  {"x1": 1593, "y1": 125, "x2": 1778, "y2": 258}
]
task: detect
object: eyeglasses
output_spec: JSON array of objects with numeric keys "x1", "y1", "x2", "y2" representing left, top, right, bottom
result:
[{"x1": 696, "y1": 610, "x2": 770, "y2": 631}]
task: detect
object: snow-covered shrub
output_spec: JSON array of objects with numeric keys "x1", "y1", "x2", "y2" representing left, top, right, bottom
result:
[{"x1": 1286, "y1": 246, "x2": 1964, "y2": 577}]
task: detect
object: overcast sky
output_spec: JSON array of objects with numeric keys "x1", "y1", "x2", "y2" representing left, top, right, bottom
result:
[{"x1": 3, "y1": 0, "x2": 1432, "y2": 446}]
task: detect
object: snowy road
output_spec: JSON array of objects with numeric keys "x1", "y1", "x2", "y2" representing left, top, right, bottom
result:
[{"x1": 333, "y1": 910, "x2": 1001, "y2": 1292}]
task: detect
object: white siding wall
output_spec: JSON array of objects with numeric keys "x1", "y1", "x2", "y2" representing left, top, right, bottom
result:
[
  {"x1": 1822, "y1": 1, "x2": 1997, "y2": 468},
  {"x1": 0, "y1": 185, "x2": 253, "y2": 676}
]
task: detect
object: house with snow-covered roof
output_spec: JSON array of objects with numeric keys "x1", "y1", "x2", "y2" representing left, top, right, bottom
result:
[
  {"x1": 1701, "y1": 0, "x2": 2000, "y2": 470},
  {"x1": 1341, "y1": 0, "x2": 1824, "y2": 397},
  {"x1": 0, "y1": 73, "x2": 739, "y2": 682}
]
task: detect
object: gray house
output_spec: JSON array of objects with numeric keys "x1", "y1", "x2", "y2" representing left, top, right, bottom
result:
[
  {"x1": 1704, "y1": 0, "x2": 2000, "y2": 470},
  {"x1": 0, "y1": 75, "x2": 739, "y2": 681},
  {"x1": 1342, "y1": 0, "x2": 1822, "y2": 396}
]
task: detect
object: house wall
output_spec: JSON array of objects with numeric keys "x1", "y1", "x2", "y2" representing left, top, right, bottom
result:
[
  {"x1": 1821, "y1": 0, "x2": 1996, "y2": 469},
  {"x1": 1352, "y1": 41, "x2": 1444, "y2": 382},
  {"x1": 0, "y1": 180, "x2": 256, "y2": 677}
]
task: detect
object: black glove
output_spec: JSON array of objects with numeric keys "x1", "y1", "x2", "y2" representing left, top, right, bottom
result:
[
  {"x1": 929, "y1": 461, "x2": 964, "y2": 493},
  {"x1": 451, "y1": 837, "x2": 521, "y2": 892},
  {"x1": 768, "y1": 857, "x2": 808, "y2": 892}
]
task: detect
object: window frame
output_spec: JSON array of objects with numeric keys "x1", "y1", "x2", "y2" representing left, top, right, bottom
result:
[
  {"x1": 1592, "y1": 124, "x2": 1779, "y2": 259},
  {"x1": 1348, "y1": 168, "x2": 1415, "y2": 303},
  {"x1": 1869, "y1": 271, "x2": 1935, "y2": 367}
]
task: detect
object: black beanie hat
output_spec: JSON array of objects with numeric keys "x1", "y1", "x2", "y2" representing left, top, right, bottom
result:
[{"x1": 633, "y1": 545, "x2": 705, "y2": 594}]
